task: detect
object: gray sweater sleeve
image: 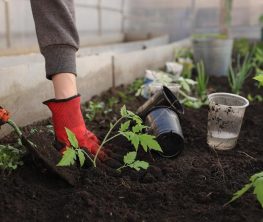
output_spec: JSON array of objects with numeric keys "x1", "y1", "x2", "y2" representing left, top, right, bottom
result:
[{"x1": 30, "y1": 0, "x2": 79, "y2": 80}]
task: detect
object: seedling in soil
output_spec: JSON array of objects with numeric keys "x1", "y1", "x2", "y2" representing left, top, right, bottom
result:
[
  {"x1": 226, "y1": 171, "x2": 263, "y2": 208},
  {"x1": 93, "y1": 105, "x2": 162, "y2": 169},
  {"x1": 57, "y1": 106, "x2": 162, "y2": 171},
  {"x1": 0, "y1": 144, "x2": 23, "y2": 174},
  {"x1": 247, "y1": 94, "x2": 263, "y2": 102},
  {"x1": 228, "y1": 53, "x2": 253, "y2": 94},
  {"x1": 196, "y1": 61, "x2": 209, "y2": 101},
  {"x1": 85, "y1": 101, "x2": 105, "y2": 121},
  {"x1": 57, "y1": 128, "x2": 91, "y2": 167}
]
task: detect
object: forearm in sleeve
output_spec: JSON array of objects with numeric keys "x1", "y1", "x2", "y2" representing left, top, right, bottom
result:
[{"x1": 30, "y1": 0, "x2": 79, "y2": 80}]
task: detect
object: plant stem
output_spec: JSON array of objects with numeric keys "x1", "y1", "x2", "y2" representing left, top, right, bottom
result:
[
  {"x1": 7, "y1": 119, "x2": 22, "y2": 138},
  {"x1": 104, "y1": 133, "x2": 121, "y2": 144},
  {"x1": 93, "y1": 117, "x2": 124, "y2": 167},
  {"x1": 179, "y1": 90, "x2": 197, "y2": 101}
]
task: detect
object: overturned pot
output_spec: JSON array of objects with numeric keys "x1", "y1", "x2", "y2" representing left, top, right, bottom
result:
[
  {"x1": 192, "y1": 36, "x2": 233, "y2": 76},
  {"x1": 145, "y1": 107, "x2": 184, "y2": 158},
  {"x1": 137, "y1": 86, "x2": 184, "y2": 120}
]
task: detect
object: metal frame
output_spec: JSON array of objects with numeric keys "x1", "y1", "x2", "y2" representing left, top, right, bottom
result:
[{"x1": 2, "y1": 0, "x2": 126, "y2": 48}]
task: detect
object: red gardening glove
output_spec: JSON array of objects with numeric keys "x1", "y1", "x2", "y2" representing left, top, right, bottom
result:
[
  {"x1": 43, "y1": 94, "x2": 122, "y2": 168},
  {"x1": 43, "y1": 95, "x2": 101, "y2": 155}
]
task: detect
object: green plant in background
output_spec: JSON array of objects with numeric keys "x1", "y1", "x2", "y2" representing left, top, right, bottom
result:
[
  {"x1": 0, "y1": 144, "x2": 23, "y2": 174},
  {"x1": 247, "y1": 94, "x2": 263, "y2": 103},
  {"x1": 228, "y1": 53, "x2": 253, "y2": 94},
  {"x1": 227, "y1": 69, "x2": 263, "y2": 208},
  {"x1": 196, "y1": 61, "x2": 209, "y2": 100},
  {"x1": 128, "y1": 78, "x2": 144, "y2": 94},
  {"x1": 174, "y1": 48, "x2": 194, "y2": 79},
  {"x1": 253, "y1": 47, "x2": 263, "y2": 68},
  {"x1": 226, "y1": 171, "x2": 263, "y2": 208},
  {"x1": 85, "y1": 101, "x2": 105, "y2": 121},
  {"x1": 259, "y1": 15, "x2": 263, "y2": 26},
  {"x1": 58, "y1": 106, "x2": 162, "y2": 171},
  {"x1": 233, "y1": 38, "x2": 250, "y2": 58}
]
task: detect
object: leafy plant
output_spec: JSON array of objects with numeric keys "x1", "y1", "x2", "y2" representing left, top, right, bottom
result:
[
  {"x1": 226, "y1": 171, "x2": 263, "y2": 208},
  {"x1": 58, "y1": 106, "x2": 162, "y2": 171},
  {"x1": 128, "y1": 78, "x2": 144, "y2": 94},
  {"x1": 85, "y1": 101, "x2": 105, "y2": 121},
  {"x1": 254, "y1": 74, "x2": 263, "y2": 87},
  {"x1": 259, "y1": 14, "x2": 263, "y2": 26},
  {"x1": 196, "y1": 61, "x2": 209, "y2": 100},
  {"x1": 57, "y1": 128, "x2": 91, "y2": 167},
  {"x1": 253, "y1": 47, "x2": 263, "y2": 67},
  {"x1": 234, "y1": 38, "x2": 250, "y2": 58},
  {"x1": 228, "y1": 53, "x2": 253, "y2": 94},
  {"x1": 0, "y1": 144, "x2": 23, "y2": 173}
]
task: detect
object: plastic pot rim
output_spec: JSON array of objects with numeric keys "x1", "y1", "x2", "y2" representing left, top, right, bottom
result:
[
  {"x1": 208, "y1": 92, "x2": 249, "y2": 109},
  {"x1": 162, "y1": 86, "x2": 184, "y2": 114}
]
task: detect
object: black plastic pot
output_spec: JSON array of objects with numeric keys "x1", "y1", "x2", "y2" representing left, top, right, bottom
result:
[
  {"x1": 137, "y1": 86, "x2": 184, "y2": 120},
  {"x1": 145, "y1": 107, "x2": 184, "y2": 158}
]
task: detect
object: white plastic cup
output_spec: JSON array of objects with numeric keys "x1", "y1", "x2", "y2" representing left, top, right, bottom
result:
[{"x1": 207, "y1": 93, "x2": 249, "y2": 150}]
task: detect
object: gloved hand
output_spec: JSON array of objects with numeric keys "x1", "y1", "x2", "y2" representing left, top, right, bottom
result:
[{"x1": 43, "y1": 95, "x2": 121, "y2": 168}]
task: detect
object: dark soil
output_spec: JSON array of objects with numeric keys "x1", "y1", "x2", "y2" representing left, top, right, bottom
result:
[{"x1": 1, "y1": 76, "x2": 263, "y2": 222}]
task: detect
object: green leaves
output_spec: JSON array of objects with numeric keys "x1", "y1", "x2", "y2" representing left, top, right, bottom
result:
[
  {"x1": 57, "y1": 128, "x2": 86, "y2": 167},
  {"x1": 57, "y1": 147, "x2": 76, "y2": 166},
  {"x1": 129, "y1": 161, "x2": 149, "y2": 171},
  {"x1": 139, "y1": 134, "x2": 162, "y2": 152},
  {"x1": 118, "y1": 106, "x2": 162, "y2": 172},
  {"x1": 227, "y1": 171, "x2": 263, "y2": 208},
  {"x1": 123, "y1": 152, "x2": 149, "y2": 171},
  {"x1": 0, "y1": 144, "x2": 23, "y2": 172},
  {"x1": 254, "y1": 74, "x2": 263, "y2": 87},
  {"x1": 123, "y1": 151, "x2": 136, "y2": 164},
  {"x1": 65, "y1": 128, "x2": 78, "y2": 148}
]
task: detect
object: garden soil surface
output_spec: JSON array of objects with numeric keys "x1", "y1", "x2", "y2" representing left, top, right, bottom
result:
[{"x1": 1, "y1": 76, "x2": 263, "y2": 222}]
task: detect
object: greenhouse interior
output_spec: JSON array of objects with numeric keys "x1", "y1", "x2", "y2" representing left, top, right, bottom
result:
[{"x1": 0, "y1": 0, "x2": 263, "y2": 221}]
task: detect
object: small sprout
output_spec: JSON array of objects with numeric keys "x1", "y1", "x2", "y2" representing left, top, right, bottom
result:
[
  {"x1": 196, "y1": 61, "x2": 209, "y2": 101},
  {"x1": 228, "y1": 53, "x2": 253, "y2": 95}
]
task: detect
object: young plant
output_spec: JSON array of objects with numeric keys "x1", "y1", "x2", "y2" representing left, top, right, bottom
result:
[
  {"x1": 85, "y1": 101, "x2": 105, "y2": 121},
  {"x1": 196, "y1": 61, "x2": 209, "y2": 100},
  {"x1": 226, "y1": 171, "x2": 263, "y2": 208},
  {"x1": 57, "y1": 128, "x2": 91, "y2": 167},
  {"x1": 228, "y1": 53, "x2": 253, "y2": 94},
  {"x1": 57, "y1": 106, "x2": 162, "y2": 171},
  {"x1": 0, "y1": 144, "x2": 23, "y2": 173}
]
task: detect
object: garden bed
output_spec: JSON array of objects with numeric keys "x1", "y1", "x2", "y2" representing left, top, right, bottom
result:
[{"x1": 0, "y1": 75, "x2": 263, "y2": 222}]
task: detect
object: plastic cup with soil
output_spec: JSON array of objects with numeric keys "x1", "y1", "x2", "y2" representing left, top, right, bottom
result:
[
  {"x1": 137, "y1": 86, "x2": 184, "y2": 120},
  {"x1": 207, "y1": 92, "x2": 249, "y2": 150},
  {"x1": 145, "y1": 107, "x2": 184, "y2": 157}
]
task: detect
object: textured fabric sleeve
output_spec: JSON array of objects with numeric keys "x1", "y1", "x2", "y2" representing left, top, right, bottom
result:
[{"x1": 30, "y1": 0, "x2": 79, "y2": 79}]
